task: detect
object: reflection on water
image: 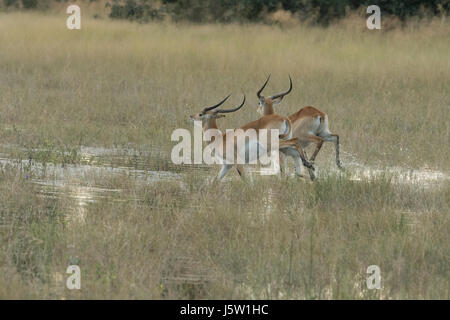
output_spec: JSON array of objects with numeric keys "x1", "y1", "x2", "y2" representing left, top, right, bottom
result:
[
  {"x1": 349, "y1": 166, "x2": 449, "y2": 186},
  {"x1": 34, "y1": 180, "x2": 123, "y2": 224},
  {"x1": 342, "y1": 161, "x2": 449, "y2": 188},
  {"x1": 0, "y1": 145, "x2": 182, "y2": 224}
]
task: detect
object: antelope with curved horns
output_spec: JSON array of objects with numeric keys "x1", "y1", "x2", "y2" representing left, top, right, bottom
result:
[
  {"x1": 256, "y1": 75, "x2": 343, "y2": 177},
  {"x1": 190, "y1": 94, "x2": 314, "y2": 181}
]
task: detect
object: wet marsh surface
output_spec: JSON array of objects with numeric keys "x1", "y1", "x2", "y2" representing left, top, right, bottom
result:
[
  {"x1": 1, "y1": 143, "x2": 448, "y2": 221},
  {"x1": 1, "y1": 144, "x2": 449, "y2": 299}
]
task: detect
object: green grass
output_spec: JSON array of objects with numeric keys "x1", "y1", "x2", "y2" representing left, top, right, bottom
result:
[{"x1": 0, "y1": 12, "x2": 449, "y2": 299}]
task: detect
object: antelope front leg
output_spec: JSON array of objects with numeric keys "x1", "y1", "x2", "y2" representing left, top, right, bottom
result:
[
  {"x1": 279, "y1": 139, "x2": 312, "y2": 168},
  {"x1": 279, "y1": 153, "x2": 287, "y2": 175},
  {"x1": 292, "y1": 138, "x2": 316, "y2": 181},
  {"x1": 298, "y1": 134, "x2": 324, "y2": 163},
  {"x1": 216, "y1": 164, "x2": 233, "y2": 181},
  {"x1": 236, "y1": 164, "x2": 245, "y2": 178},
  {"x1": 280, "y1": 147, "x2": 303, "y2": 177},
  {"x1": 280, "y1": 138, "x2": 315, "y2": 180}
]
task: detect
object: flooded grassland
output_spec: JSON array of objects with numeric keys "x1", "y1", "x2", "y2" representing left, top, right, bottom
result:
[
  {"x1": 0, "y1": 142, "x2": 448, "y2": 299},
  {"x1": 0, "y1": 13, "x2": 449, "y2": 299}
]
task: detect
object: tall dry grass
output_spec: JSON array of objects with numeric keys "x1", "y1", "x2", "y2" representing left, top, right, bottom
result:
[
  {"x1": 0, "y1": 12, "x2": 449, "y2": 170},
  {"x1": 0, "y1": 12, "x2": 449, "y2": 299},
  {"x1": 0, "y1": 164, "x2": 449, "y2": 299}
]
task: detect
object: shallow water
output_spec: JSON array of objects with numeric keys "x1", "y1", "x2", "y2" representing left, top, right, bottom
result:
[
  {"x1": 1, "y1": 145, "x2": 448, "y2": 223},
  {"x1": 0, "y1": 145, "x2": 182, "y2": 222},
  {"x1": 337, "y1": 151, "x2": 450, "y2": 187}
]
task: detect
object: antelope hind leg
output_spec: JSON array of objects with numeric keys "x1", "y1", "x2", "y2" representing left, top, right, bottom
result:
[{"x1": 322, "y1": 134, "x2": 344, "y2": 170}]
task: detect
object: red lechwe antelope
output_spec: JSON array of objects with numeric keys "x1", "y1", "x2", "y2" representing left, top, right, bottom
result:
[
  {"x1": 189, "y1": 94, "x2": 314, "y2": 181},
  {"x1": 256, "y1": 75, "x2": 343, "y2": 178}
]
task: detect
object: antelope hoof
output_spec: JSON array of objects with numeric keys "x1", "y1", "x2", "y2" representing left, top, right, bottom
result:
[
  {"x1": 303, "y1": 161, "x2": 315, "y2": 170},
  {"x1": 308, "y1": 168, "x2": 316, "y2": 181},
  {"x1": 337, "y1": 161, "x2": 344, "y2": 171}
]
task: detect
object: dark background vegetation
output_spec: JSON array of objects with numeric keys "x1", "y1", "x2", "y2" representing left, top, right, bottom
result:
[{"x1": 2, "y1": 0, "x2": 450, "y2": 24}]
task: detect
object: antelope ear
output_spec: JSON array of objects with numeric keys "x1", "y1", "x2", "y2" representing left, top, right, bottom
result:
[
  {"x1": 272, "y1": 96, "x2": 284, "y2": 105},
  {"x1": 216, "y1": 114, "x2": 226, "y2": 118}
]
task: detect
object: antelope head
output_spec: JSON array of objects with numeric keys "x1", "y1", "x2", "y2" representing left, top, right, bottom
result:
[
  {"x1": 256, "y1": 75, "x2": 292, "y2": 115},
  {"x1": 190, "y1": 94, "x2": 246, "y2": 128}
]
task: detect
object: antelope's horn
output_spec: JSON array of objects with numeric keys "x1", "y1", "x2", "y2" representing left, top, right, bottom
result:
[
  {"x1": 216, "y1": 95, "x2": 246, "y2": 114},
  {"x1": 257, "y1": 75, "x2": 271, "y2": 99},
  {"x1": 203, "y1": 94, "x2": 231, "y2": 112},
  {"x1": 270, "y1": 75, "x2": 292, "y2": 100}
]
